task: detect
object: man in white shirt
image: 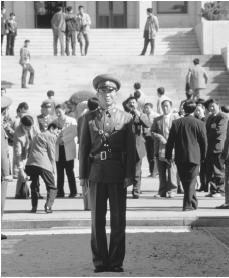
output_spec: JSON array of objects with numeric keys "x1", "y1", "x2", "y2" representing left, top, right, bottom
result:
[
  {"x1": 186, "y1": 58, "x2": 208, "y2": 100},
  {"x1": 156, "y1": 87, "x2": 168, "y2": 115},
  {"x1": 76, "y1": 5, "x2": 91, "y2": 56},
  {"x1": 152, "y1": 98, "x2": 179, "y2": 198},
  {"x1": 19, "y1": 40, "x2": 34, "y2": 89},
  {"x1": 140, "y1": 8, "x2": 159, "y2": 56}
]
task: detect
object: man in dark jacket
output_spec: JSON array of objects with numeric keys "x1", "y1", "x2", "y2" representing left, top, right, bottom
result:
[
  {"x1": 51, "y1": 6, "x2": 66, "y2": 56},
  {"x1": 65, "y1": 6, "x2": 77, "y2": 56},
  {"x1": 205, "y1": 99, "x2": 228, "y2": 197},
  {"x1": 165, "y1": 100, "x2": 207, "y2": 211},
  {"x1": 216, "y1": 120, "x2": 229, "y2": 209},
  {"x1": 79, "y1": 74, "x2": 135, "y2": 273},
  {"x1": 6, "y1": 12, "x2": 17, "y2": 56},
  {"x1": 125, "y1": 95, "x2": 151, "y2": 198},
  {"x1": 1, "y1": 95, "x2": 13, "y2": 240}
]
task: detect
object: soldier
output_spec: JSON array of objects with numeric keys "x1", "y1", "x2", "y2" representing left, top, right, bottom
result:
[
  {"x1": 79, "y1": 74, "x2": 135, "y2": 273},
  {"x1": 37, "y1": 101, "x2": 55, "y2": 132}
]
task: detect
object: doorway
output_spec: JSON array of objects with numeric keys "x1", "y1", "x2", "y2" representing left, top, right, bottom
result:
[
  {"x1": 96, "y1": 1, "x2": 127, "y2": 28},
  {"x1": 34, "y1": 1, "x2": 66, "y2": 28}
]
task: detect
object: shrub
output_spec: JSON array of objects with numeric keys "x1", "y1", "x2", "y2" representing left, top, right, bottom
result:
[{"x1": 201, "y1": 1, "x2": 223, "y2": 20}]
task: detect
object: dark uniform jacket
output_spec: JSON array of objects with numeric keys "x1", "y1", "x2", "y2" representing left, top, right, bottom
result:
[
  {"x1": 1, "y1": 125, "x2": 11, "y2": 179},
  {"x1": 131, "y1": 112, "x2": 151, "y2": 160},
  {"x1": 79, "y1": 107, "x2": 136, "y2": 183},
  {"x1": 165, "y1": 115, "x2": 207, "y2": 165},
  {"x1": 206, "y1": 112, "x2": 228, "y2": 154}
]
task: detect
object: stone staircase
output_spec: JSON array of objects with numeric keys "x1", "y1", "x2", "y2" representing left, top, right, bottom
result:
[
  {"x1": 1, "y1": 55, "x2": 229, "y2": 116},
  {"x1": 1, "y1": 28, "x2": 200, "y2": 56}
]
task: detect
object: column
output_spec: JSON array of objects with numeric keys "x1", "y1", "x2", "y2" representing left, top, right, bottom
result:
[{"x1": 139, "y1": 1, "x2": 153, "y2": 30}]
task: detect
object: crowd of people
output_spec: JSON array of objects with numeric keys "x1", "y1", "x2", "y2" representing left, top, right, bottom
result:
[
  {"x1": 1, "y1": 5, "x2": 161, "y2": 58},
  {"x1": 1, "y1": 5, "x2": 91, "y2": 57},
  {"x1": 1, "y1": 70, "x2": 229, "y2": 271},
  {"x1": 1, "y1": 3, "x2": 228, "y2": 270},
  {"x1": 1, "y1": 62, "x2": 229, "y2": 211}
]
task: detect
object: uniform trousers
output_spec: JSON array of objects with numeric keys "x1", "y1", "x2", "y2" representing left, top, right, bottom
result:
[
  {"x1": 6, "y1": 33, "x2": 16, "y2": 55},
  {"x1": 21, "y1": 63, "x2": 34, "y2": 88},
  {"x1": 56, "y1": 145, "x2": 77, "y2": 196},
  {"x1": 156, "y1": 158, "x2": 177, "y2": 197},
  {"x1": 206, "y1": 152, "x2": 225, "y2": 194},
  {"x1": 176, "y1": 163, "x2": 199, "y2": 210},
  {"x1": 65, "y1": 31, "x2": 76, "y2": 56},
  {"x1": 132, "y1": 158, "x2": 142, "y2": 195},
  {"x1": 89, "y1": 181, "x2": 127, "y2": 268},
  {"x1": 25, "y1": 165, "x2": 57, "y2": 209}
]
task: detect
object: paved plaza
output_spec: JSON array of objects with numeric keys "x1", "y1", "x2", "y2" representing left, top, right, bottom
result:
[{"x1": 2, "y1": 229, "x2": 229, "y2": 277}]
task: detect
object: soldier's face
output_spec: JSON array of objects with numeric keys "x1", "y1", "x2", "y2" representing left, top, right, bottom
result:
[{"x1": 97, "y1": 88, "x2": 116, "y2": 108}]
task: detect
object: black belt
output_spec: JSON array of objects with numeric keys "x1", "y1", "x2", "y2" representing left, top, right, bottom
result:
[{"x1": 90, "y1": 151, "x2": 124, "y2": 161}]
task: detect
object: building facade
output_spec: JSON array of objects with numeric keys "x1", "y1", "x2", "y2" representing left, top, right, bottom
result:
[{"x1": 3, "y1": 1, "x2": 203, "y2": 29}]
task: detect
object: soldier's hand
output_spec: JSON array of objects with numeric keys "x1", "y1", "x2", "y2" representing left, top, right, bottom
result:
[{"x1": 124, "y1": 177, "x2": 133, "y2": 188}]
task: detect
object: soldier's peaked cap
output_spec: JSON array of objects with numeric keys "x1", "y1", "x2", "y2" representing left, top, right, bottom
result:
[{"x1": 93, "y1": 74, "x2": 121, "y2": 91}]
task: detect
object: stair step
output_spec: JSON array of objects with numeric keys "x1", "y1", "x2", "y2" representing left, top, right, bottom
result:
[{"x1": 2, "y1": 28, "x2": 200, "y2": 56}]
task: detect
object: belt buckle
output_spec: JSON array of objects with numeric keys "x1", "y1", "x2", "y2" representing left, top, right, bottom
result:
[{"x1": 100, "y1": 151, "x2": 107, "y2": 160}]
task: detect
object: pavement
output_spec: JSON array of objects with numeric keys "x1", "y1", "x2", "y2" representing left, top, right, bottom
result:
[
  {"x1": 1, "y1": 229, "x2": 229, "y2": 277},
  {"x1": 2, "y1": 158, "x2": 229, "y2": 231}
]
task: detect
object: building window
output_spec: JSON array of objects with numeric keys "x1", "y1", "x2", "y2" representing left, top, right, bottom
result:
[{"x1": 157, "y1": 2, "x2": 188, "y2": 14}]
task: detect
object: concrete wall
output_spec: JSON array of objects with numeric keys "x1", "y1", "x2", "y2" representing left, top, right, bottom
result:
[
  {"x1": 221, "y1": 46, "x2": 229, "y2": 71},
  {"x1": 202, "y1": 18, "x2": 229, "y2": 54},
  {"x1": 195, "y1": 18, "x2": 229, "y2": 55},
  {"x1": 4, "y1": 1, "x2": 35, "y2": 28},
  {"x1": 127, "y1": 2, "x2": 139, "y2": 28},
  {"x1": 68, "y1": 1, "x2": 138, "y2": 28},
  {"x1": 153, "y1": 1, "x2": 202, "y2": 27},
  {"x1": 194, "y1": 20, "x2": 203, "y2": 53}
]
